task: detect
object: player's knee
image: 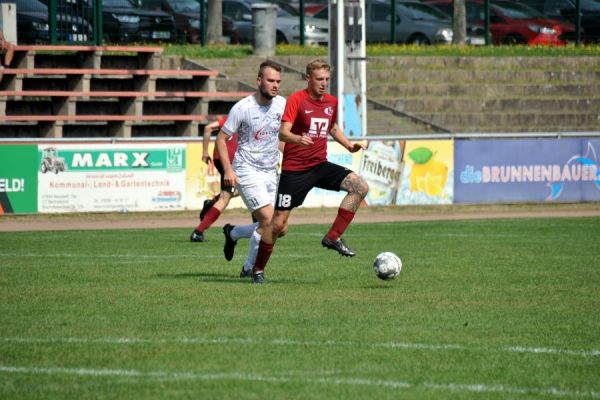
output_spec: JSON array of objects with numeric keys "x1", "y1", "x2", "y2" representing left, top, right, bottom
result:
[
  {"x1": 272, "y1": 220, "x2": 287, "y2": 237},
  {"x1": 359, "y1": 178, "x2": 369, "y2": 198},
  {"x1": 349, "y1": 174, "x2": 369, "y2": 198},
  {"x1": 277, "y1": 224, "x2": 288, "y2": 238}
]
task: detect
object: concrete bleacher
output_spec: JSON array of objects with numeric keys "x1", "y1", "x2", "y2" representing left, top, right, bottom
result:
[{"x1": 0, "y1": 45, "x2": 252, "y2": 138}]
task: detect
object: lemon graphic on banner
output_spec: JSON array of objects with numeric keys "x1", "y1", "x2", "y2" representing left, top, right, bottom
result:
[{"x1": 409, "y1": 146, "x2": 448, "y2": 197}]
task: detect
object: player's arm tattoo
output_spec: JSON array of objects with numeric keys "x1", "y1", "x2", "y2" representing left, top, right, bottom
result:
[{"x1": 340, "y1": 173, "x2": 369, "y2": 212}]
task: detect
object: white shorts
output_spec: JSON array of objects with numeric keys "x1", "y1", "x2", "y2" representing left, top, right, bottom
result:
[{"x1": 235, "y1": 166, "x2": 278, "y2": 213}]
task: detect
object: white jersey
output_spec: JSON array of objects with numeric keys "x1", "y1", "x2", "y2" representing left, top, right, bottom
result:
[{"x1": 222, "y1": 94, "x2": 286, "y2": 172}]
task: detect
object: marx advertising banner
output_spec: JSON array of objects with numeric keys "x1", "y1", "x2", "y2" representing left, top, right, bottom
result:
[
  {"x1": 454, "y1": 138, "x2": 600, "y2": 203},
  {"x1": 0, "y1": 145, "x2": 38, "y2": 214},
  {"x1": 37, "y1": 144, "x2": 187, "y2": 213}
]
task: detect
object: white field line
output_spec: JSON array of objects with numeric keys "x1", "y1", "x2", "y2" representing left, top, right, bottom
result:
[
  {"x1": 2, "y1": 336, "x2": 599, "y2": 358},
  {"x1": 0, "y1": 252, "x2": 317, "y2": 260},
  {"x1": 0, "y1": 365, "x2": 598, "y2": 398}
]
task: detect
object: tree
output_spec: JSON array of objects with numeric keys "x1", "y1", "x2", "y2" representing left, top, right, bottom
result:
[
  {"x1": 453, "y1": 0, "x2": 467, "y2": 44},
  {"x1": 206, "y1": 0, "x2": 223, "y2": 44}
]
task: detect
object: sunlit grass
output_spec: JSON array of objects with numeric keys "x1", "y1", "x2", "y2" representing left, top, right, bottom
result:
[{"x1": 161, "y1": 43, "x2": 600, "y2": 58}]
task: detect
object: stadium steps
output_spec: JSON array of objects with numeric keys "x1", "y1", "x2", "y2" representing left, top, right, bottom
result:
[
  {"x1": 196, "y1": 56, "x2": 441, "y2": 135},
  {"x1": 367, "y1": 56, "x2": 600, "y2": 133}
]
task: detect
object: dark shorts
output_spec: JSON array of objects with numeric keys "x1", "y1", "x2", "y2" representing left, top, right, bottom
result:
[
  {"x1": 214, "y1": 159, "x2": 235, "y2": 193},
  {"x1": 275, "y1": 161, "x2": 352, "y2": 210}
]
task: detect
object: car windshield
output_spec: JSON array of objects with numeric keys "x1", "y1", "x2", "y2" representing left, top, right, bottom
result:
[
  {"x1": 166, "y1": 0, "x2": 199, "y2": 13},
  {"x1": 492, "y1": 0, "x2": 546, "y2": 19},
  {"x1": 0, "y1": 0, "x2": 47, "y2": 12},
  {"x1": 399, "y1": 2, "x2": 451, "y2": 21},
  {"x1": 104, "y1": 0, "x2": 135, "y2": 8},
  {"x1": 581, "y1": 0, "x2": 600, "y2": 11}
]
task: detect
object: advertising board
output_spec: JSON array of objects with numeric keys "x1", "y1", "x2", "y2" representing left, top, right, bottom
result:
[{"x1": 455, "y1": 138, "x2": 600, "y2": 203}]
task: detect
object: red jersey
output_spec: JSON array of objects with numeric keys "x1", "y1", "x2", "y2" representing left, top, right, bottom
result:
[
  {"x1": 213, "y1": 116, "x2": 238, "y2": 161},
  {"x1": 281, "y1": 89, "x2": 337, "y2": 171}
]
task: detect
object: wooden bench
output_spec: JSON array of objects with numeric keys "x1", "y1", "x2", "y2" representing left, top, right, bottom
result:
[
  {"x1": 11, "y1": 45, "x2": 164, "y2": 53},
  {"x1": 1, "y1": 114, "x2": 226, "y2": 137},
  {"x1": 0, "y1": 45, "x2": 249, "y2": 138},
  {"x1": 1, "y1": 68, "x2": 220, "y2": 77},
  {"x1": 0, "y1": 90, "x2": 251, "y2": 98},
  {"x1": 2, "y1": 114, "x2": 213, "y2": 122}
]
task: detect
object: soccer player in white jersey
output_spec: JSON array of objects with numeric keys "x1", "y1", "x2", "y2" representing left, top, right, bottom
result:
[{"x1": 215, "y1": 60, "x2": 286, "y2": 284}]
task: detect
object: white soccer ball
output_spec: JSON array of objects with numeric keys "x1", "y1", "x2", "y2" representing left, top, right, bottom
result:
[{"x1": 373, "y1": 252, "x2": 402, "y2": 280}]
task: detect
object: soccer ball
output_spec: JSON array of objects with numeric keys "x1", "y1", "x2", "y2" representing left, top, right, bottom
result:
[{"x1": 373, "y1": 252, "x2": 402, "y2": 280}]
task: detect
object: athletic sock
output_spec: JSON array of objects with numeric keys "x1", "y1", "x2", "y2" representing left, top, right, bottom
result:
[
  {"x1": 243, "y1": 229, "x2": 261, "y2": 271},
  {"x1": 197, "y1": 207, "x2": 220, "y2": 232},
  {"x1": 231, "y1": 222, "x2": 259, "y2": 241},
  {"x1": 326, "y1": 207, "x2": 356, "y2": 240},
  {"x1": 252, "y1": 240, "x2": 273, "y2": 274}
]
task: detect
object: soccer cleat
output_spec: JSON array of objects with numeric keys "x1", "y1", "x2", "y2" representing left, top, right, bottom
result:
[
  {"x1": 199, "y1": 198, "x2": 215, "y2": 220},
  {"x1": 321, "y1": 236, "x2": 356, "y2": 257},
  {"x1": 252, "y1": 271, "x2": 266, "y2": 284},
  {"x1": 190, "y1": 229, "x2": 206, "y2": 242},
  {"x1": 222, "y1": 224, "x2": 238, "y2": 261},
  {"x1": 240, "y1": 266, "x2": 252, "y2": 278}
]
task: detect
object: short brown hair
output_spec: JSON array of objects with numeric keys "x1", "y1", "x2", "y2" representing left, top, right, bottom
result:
[
  {"x1": 258, "y1": 60, "x2": 282, "y2": 77},
  {"x1": 306, "y1": 58, "x2": 331, "y2": 76}
]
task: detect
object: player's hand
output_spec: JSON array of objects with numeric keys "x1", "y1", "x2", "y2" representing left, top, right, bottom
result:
[
  {"x1": 348, "y1": 143, "x2": 365, "y2": 153},
  {"x1": 202, "y1": 154, "x2": 212, "y2": 165},
  {"x1": 223, "y1": 171, "x2": 238, "y2": 188},
  {"x1": 297, "y1": 135, "x2": 314, "y2": 146}
]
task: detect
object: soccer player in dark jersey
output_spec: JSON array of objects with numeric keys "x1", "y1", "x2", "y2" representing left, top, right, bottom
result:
[{"x1": 250, "y1": 58, "x2": 369, "y2": 283}]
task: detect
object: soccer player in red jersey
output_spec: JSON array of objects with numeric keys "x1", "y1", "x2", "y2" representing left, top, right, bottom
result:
[
  {"x1": 250, "y1": 58, "x2": 369, "y2": 284},
  {"x1": 190, "y1": 116, "x2": 240, "y2": 242}
]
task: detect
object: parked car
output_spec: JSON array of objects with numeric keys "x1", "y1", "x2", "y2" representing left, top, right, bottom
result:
[
  {"x1": 140, "y1": 0, "x2": 239, "y2": 44},
  {"x1": 519, "y1": 0, "x2": 600, "y2": 43},
  {"x1": 222, "y1": 0, "x2": 329, "y2": 45},
  {"x1": 102, "y1": 0, "x2": 175, "y2": 43},
  {"x1": 424, "y1": 0, "x2": 577, "y2": 45},
  {"x1": 289, "y1": 1, "x2": 328, "y2": 16},
  {"x1": 1, "y1": 0, "x2": 92, "y2": 44},
  {"x1": 314, "y1": 0, "x2": 455, "y2": 45}
]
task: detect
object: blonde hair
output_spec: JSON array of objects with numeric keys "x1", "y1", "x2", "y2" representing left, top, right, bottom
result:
[{"x1": 306, "y1": 58, "x2": 331, "y2": 76}]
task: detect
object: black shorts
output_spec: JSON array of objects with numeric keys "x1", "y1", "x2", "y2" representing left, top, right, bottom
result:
[
  {"x1": 275, "y1": 161, "x2": 352, "y2": 210},
  {"x1": 214, "y1": 159, "x2": 235, "y2": 193}
]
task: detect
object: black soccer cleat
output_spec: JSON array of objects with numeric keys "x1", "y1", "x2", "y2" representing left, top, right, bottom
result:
[
  {"x1": 190, "y1": 229, "x2": 206, "y2": 242},
  {"x1": 222, "y1": 224, "x2": 238, "y2": 261},
  {"x1": 199, "y1": 198, "x2": 215, "y2": 221},
  {"x1": 321, "y1": 236, "x2": 356, "y2": 257},
  {"x1": 252, "y1": 271, "x2": 266, "y2": 284},
  {"x1": 240, "y1": 266, "x2": 252, "y2": 278}
]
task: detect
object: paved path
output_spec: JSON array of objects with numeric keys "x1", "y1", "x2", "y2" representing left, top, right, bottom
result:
[{"x1": 1, "y1": 204, "x2": 599, "y2": 232}]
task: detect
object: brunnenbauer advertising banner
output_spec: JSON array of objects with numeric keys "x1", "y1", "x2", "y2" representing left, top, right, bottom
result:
[
  {"x1": 395, "y1": 140, "x2": 454, "y2": 205},
  {"x1": 0, "y1": 145, "x2": 38, "y2": 214},
  {"x1": 37, "y1": 144, "x2": 187, "y2": 213},
  {"x1": 455, "y1": 138, "x2": 600, "y2": 203}
]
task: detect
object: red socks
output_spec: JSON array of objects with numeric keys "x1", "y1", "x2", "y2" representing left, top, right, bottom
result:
[
  {"x1": 196, "y1": 207, "x2": 221, "y2": 232},
  {"x1": 252, "y1": 240, "x2": 274, "y2": 273},
  {"x1": 326, "y1": 207, "x2": 355, "y2": 241}
]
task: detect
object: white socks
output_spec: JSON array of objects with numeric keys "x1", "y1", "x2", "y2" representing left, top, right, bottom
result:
[
  {"x1": 231, "y1": 222, "x2": 258, "y2": 241},
  {"x1": 243, "y1": 229, "x2": 262, "y2": 271}
]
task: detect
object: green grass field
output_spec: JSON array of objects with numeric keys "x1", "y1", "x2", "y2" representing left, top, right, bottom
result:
[{"x1": 1, "y1": 217, "x2": 599, "y2": 399}]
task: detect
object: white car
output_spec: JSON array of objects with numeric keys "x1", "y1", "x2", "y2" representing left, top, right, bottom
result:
[{"x1": 222, "y1": 0, "x2": 329, "y2": 45}]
